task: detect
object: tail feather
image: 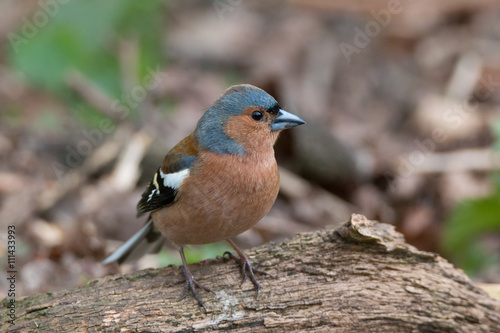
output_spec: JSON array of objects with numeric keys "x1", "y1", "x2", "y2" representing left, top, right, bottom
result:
[{"x1": 102, "y1": 218, "x2": 164, "y2": 265}]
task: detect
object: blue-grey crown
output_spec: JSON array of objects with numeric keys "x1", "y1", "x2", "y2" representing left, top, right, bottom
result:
[{"x1": 195, "y1": 85, "x2": 278, "y2": 155}]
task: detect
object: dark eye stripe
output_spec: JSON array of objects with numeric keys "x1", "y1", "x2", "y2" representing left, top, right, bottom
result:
[{"x1": 267, "y1": 104, "x2": 280, "y2": 115}]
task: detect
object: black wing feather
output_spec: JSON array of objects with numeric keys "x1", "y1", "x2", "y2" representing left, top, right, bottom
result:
[
  {"x1": 136, "y1": 153, "x2": 196, "y2": 217},
  {"x1": 136, "y1": 168, "x2": 177, "y2": 217}
]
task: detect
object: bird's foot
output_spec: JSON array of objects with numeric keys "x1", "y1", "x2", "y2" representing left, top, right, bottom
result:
[
  {"x1": 223, "y1": 251, "x2": 271, "y2": 297},
  {"x1": 179, "y1": 266, "x2": 214, "y2": 312}
]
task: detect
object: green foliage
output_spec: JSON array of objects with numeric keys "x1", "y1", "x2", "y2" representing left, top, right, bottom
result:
[
  {"x1": 443, "y1": 120, "x2": 500, "y2": 275},
  {"x1": 8, "y1": 0, "x2": 165, "y2": 122},
  {"x1": 156, "y1": 242, "x2": 233, "y2": 267},
  {"x1": 444, "y1": 191, "x2": 500, "y2": 273}
]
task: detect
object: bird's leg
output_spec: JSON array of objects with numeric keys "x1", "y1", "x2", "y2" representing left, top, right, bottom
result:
[
  {"x1": 224, "y1": 239, "x2": 271, "y2": 296},
  {"x1": 178, "y1": 247, "x2": 214, "y2": 312}
]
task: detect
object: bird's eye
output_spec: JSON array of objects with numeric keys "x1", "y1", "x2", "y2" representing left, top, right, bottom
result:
[{"x1": 251, "y1": 111, "x2": 263, "y2": 121}]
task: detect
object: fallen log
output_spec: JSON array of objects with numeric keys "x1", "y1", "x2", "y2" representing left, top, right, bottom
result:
[{"x1": 2, "y1": 214, "x2": 499, "y2": 332}]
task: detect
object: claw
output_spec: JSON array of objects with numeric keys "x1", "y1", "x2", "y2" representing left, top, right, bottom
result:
[
  {"x1": 178, "y1": 248, "x2": 214, "y2": 312},
  {"x1": 225, "y1": 239, "x2": 271, "y2": 297}
]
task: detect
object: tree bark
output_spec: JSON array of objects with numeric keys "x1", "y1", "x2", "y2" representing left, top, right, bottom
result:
[{"x1": 2, "y1": 214, "x2": 500, "y2": 332}]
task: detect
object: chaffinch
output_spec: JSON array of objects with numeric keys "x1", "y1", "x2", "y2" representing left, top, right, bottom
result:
[{"x1": 103, "y1": 84, "x2": 305, "y2": 310}]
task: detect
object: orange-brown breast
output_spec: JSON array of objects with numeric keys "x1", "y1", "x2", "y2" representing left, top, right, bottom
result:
[{"x1": 151, "y1": 148, "x2": 280, "y2": 245}]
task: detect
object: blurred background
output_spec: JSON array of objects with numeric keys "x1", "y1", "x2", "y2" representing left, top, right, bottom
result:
[{"x1": 1, "y1": 0, "x2": 499, "y2": 299}]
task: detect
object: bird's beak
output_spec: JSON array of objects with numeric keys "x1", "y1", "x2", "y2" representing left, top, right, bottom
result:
[{"x1": 270, "y1": 109, "x2": 306, "y2": 131}]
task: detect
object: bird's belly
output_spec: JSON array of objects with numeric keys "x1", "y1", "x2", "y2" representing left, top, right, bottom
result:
[{"x1": 152, "y1": 161, "x2": 280, "y2": 245}]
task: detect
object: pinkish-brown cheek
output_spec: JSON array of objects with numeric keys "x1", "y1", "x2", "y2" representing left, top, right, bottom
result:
[
  {"x1": 270, "y1": 131, "x2": 280, "y2": 144},
  {"x1": 224, "y1": 116, "x2": 252, "y2": 143},
  {"x1": 225, "y1": 116, "x2": 278, "y2": 151}
]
